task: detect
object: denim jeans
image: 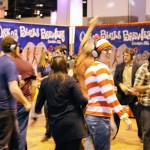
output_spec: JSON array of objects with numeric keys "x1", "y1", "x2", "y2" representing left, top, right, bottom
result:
[
  {"x1": 84, "y1": 115, "x2": 111, "y2": 150},
  {"x1": 17, "y1": 105, "x2": 30, "y2": 150}
]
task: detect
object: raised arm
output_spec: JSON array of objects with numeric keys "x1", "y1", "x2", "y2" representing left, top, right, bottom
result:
[{"x1": 78, "y1": 16, "x2": 99, "y2": 55}]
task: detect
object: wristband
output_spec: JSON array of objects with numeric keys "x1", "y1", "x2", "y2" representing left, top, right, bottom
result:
[
  {"x1": 24, "y1": 101, "x2": 30, "y2": 107},
  {"x1": 122, "y1": 113, "x2": 129, "y2": 121},
  {"x1": 122, "y1": 116, "x2": 129, "y2": 121}
]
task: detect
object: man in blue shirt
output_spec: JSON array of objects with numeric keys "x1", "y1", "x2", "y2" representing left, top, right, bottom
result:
[{"x1": 0, "y1": 36, "x2": 31, "y2": 150}]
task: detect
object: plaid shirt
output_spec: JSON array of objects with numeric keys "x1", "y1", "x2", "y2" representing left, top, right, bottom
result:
[{"x1": 134, "y1": 61, "x2": 150, "y2": 106}]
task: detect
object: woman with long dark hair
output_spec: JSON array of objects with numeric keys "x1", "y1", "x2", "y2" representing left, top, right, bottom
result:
[{"x1": 35, "y1": 56, "x2": 88, "y2": 150}]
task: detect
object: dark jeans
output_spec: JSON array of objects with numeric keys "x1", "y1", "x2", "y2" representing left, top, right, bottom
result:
[
  {"x1": 85, "y1": 115, "x2": 111, "y2": 150},
  {"x1": 44, "y1": 102, "x2": 51, "y2": 138},
  {"x1": 55, "y1": 139, "x2": 82, "y2": 150},
  {"x1": 114, "y1": 101, "x2": 142, "y2": 139},
  {"x1": 139, "y1": 104, "x2": 150, "y2": 150},
  {"x1": 0, "y1": 109, "x2": 18, "y2": 150},
  {"x1": 17, "y1": 105, "x2": 30, "y2": 150}
]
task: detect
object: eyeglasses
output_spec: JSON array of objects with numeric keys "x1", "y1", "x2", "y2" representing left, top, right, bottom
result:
[
  {"x1": 102, "y1": 47, "x2": 112, "y2": 54},
  {"x1": 123, "y1": 54, "x2": 130, "y2": 57}
]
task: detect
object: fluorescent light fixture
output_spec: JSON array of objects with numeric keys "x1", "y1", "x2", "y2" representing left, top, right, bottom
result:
[{"x1": 36, "y1": 4, "x2": 43, "y2": 7}]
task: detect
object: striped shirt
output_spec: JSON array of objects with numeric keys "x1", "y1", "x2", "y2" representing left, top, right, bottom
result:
[
  {"x1": 84, "y1": 61, "x2": 126, "y2": 119},
  {"x1": 134, "y1": 61, "x2": 150, "y2": 106}
]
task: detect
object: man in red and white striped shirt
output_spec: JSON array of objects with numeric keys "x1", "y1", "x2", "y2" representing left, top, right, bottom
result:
[{"x1": 84, "y1": 39, "x2": 132, "y2": 150}]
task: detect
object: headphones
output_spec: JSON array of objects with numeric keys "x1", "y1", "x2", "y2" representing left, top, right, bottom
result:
[
  {"x1": 91, "y1": 42, "x2": 100, "y2": 58},
  {"x1": 67, "y1": 56, "x2": 76, "y2": 69},
  {"x1": 59, "y1": 45, "x2": 68, "y2": 56},
  {"x1": 10, "y1": 43, "x2": 17, "y2": 51},
  {"x1": 61, "y1": 48, "x2": 68, "y2": 55},
  {"x1": 131, "y1": 54, "x2": 134, "y2": 60},
  {"x1": 45, "y1": 52, "x2": 49, "y2": 60},
  {"x1": 131, "y1": 50, "x2": 136, "y2": 59},
  {"x1": 10, "y1": 42, "x2": 23, "y2": 53}
]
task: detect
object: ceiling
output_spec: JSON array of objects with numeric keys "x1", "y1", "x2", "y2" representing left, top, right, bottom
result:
[{"x1": 6, "y1": 0, "x2": 87, "y2": 19}]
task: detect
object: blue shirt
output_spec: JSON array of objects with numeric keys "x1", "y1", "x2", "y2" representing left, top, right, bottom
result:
[
  {"x1": 37, "y1": 65, "x2": 51, "y2": 77},
  {"x1": 0, "y1": 55, "x2": 18, "y2": 109}
]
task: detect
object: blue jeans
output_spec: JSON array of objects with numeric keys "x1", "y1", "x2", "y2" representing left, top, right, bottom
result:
[
  {"x1": 17, "y1": 105, "x2": 30, "y2": 150},
  {"x1": 84, "y1": 115, "x2": 111, "y2": 150}
]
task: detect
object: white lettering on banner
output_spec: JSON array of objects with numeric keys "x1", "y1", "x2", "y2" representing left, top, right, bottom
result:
[
  {"x1": 132, "y1": 41, "x2": 150, "y2": 45},
  {"x1": 0, "y1": 26, "x2": 11, "y2": 37},
  {"x1": 20, "y1": 26, "x2": 40, "y2": 37},
  {"x1": 79, "y1": 31, "x2": 92, "y2": 42},
  {"x1": 40, "y1": 28, "x2": 65, "y2": 42},
  {"x1": 0, "y1": 25, "x2": 66, "y2": 44},
  {"x1": 0, "y1": 26, "x2": 18, "y2": 39},
  {"x1": 10, "y1": 29, "x2": 18, "y2": 40},
  {"x1": 78, "y1": 28, "x2": 150, "y2": 46},
  {"x1": 47, "y1": 39, "x2": 62, "y2": 44},
  {"x1": 100, "y1": 30, "x2": 121, "y2": 40},
  {"x1": 123, "y1": 28, "x2": 150, "y2": 41},
  {"x1": 79, "y1": 31, "x2": 85, "y2": 42}
]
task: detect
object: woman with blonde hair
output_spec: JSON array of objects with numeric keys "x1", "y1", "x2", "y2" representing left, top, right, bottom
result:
[
  {"x1": 37, "y1": 51, "x2": 52, "y2": 81},
  {"x1": 36, "y1": 51, "x2": 52, "y2": 142}
]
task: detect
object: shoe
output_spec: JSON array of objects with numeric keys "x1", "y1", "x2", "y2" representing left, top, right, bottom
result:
[
  {"x1": 41, "y1": 136, "x2": 50, "y2": 142},
  {"x1": 140, "y1": 138, "x2": 143, "y2": 143}
]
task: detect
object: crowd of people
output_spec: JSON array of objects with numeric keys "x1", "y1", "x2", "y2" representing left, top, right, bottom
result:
[{"x1": 0, "y1": 17, "x2": 150, "y2": 150}]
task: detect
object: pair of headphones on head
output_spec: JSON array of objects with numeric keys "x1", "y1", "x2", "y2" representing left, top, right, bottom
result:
[
  {"x1": 45, "y1": 52, "x2": 49, "y2": 60},
  {"x1": 59, "y1": 44, "x2": 68, "y2": 56},
  {"x1": 60, "y1": 48, "x2": 68, "y2": 56},
  {"x1": 67, "y1": 55, "x2": 76, "y2": 69},
  {"x1": 62, "y1": 49, "x2": 67, "y2": 55},
  {"x1": 10, "y1": 42, "x2": 18, "y2": 51},
  {"x1": 10, "y1": 42, "x2": 22, "y2": 53},
  {"x1": 130, "y1": 53, "x2": 135, "y2": 60},
  {"x1": 91, "y1": 42, "x2": 100, "y2": 58}
]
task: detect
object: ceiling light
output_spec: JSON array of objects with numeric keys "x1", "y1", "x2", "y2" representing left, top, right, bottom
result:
[
  {"x1": 37, "y1": 10, "x2": 40, "y2": 15},
  {"x1": 36, "y1": 4, "x2": 43, "y2": 7},
  {"x1": 4, "y1": 11, "x2": 7, "y2": 16},
  {"x1": 16, "y1": 14, "x2": 21, "y2": 19},
  {"x1": 39, "y1": 14, "x2": 43, "y2": 18}
]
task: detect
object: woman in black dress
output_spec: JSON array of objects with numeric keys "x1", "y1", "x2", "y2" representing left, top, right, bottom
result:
[{"x1": 35, "y1": 56, "x2": 88, "y2": 150}]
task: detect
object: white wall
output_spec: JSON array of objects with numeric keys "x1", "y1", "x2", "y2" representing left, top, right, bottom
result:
[
  {"x1": 87, "y1": 0, "x2": 129, "y2": 17},
  {"x1": 129, "y1": 0, "x2": 146, "y2": 22},
  {"x1": 57, "y1": 0, "x2": 83, "y2": 26},
  {"x1": 146, "y1": 0, "x2": 150, "y2": 15},
  {"x1": 20, "y1": 17, "x2": 51, "y2": 25},
  {"x1": 87, "y1": 0, "x2": 147, "y2": 22}
]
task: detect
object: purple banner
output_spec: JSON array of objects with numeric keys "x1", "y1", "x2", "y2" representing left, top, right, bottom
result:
[
  {"x1": 74, "y1": 23, "x2": 150, "y2": 69},
  {"x1": 0, "y1": 21, "x2": 69, "y2": 66}
]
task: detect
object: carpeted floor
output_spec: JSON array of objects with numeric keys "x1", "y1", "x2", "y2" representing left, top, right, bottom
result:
[{"x1": 27, "y1": 116, "x2": 143, "y2": 150}]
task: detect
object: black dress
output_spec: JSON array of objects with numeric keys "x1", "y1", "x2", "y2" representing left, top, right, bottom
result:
[{"x1": 35, "y1": 75, "x2": 88, "y2": 142}]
